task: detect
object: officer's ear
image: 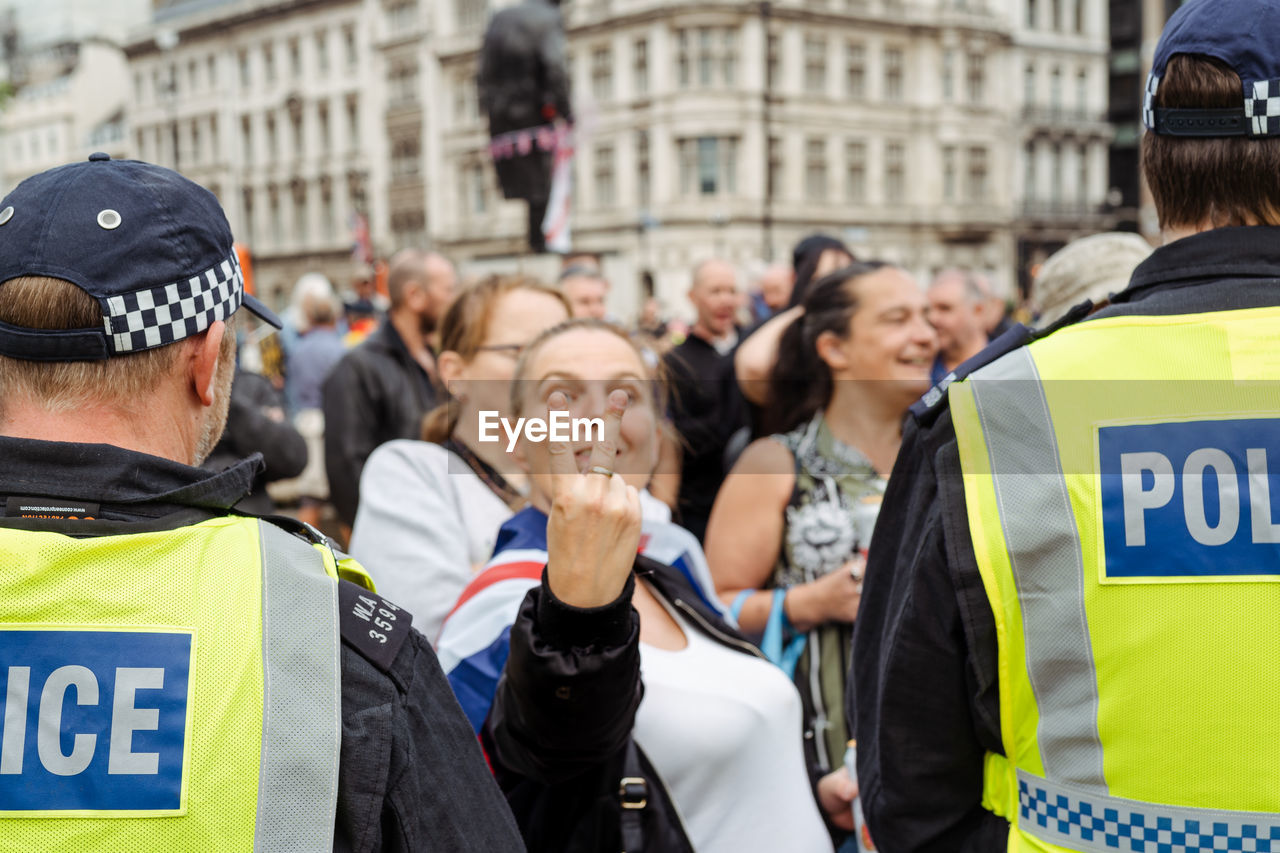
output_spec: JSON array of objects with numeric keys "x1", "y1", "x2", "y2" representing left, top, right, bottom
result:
[{"x1": 191, "y1": 321, "x2": 228, "y2": 407}]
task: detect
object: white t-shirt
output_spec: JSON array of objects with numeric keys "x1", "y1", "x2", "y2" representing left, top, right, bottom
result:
[{"x1": 633, "y1": 606, "x2": 834, "y2": 853}]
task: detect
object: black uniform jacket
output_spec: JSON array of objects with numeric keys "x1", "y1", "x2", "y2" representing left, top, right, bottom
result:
[
  {"x1": 850, "y1": 226, "x2": 1280, "y2": 852},
  {"x1": 322, "y1": 320, "x2": 439, "y2": 527},
  {"x1": 0, "y1": 436, "x2": 523, "y2": 853},
  {"x1": 482, "y1": 556, "x2": 771, "y2": 853}
]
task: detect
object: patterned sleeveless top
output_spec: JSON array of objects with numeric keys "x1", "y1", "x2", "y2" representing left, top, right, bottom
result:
[{"x1": 770, "y1": 412, "x2": 887, "y2": 773}]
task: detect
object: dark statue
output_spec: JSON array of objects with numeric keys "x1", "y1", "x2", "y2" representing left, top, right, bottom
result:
[{"x1": 477, "y1": 0, "x2": 573, "y2": 253}]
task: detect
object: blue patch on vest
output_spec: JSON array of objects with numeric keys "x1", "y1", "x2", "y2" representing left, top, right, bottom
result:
[
  {"x1": 1099, "y1": 418, "x2": 1280, "y2": 578},
  {"x1": 0, "y1": 630, "x2": 191, "y2": 812}
]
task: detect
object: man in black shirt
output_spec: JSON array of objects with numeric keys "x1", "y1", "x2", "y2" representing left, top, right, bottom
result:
[{"x1": 662, "y1": 258, "x2": 746, "y2": 541}]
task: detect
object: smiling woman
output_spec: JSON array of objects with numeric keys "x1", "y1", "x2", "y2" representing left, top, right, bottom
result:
[
  {"x1": 704, "y1": 262, "x2": 938, "y2": 794},
  {"x1": 437, "y1": 319, "x2": 852, "y2": 852}
]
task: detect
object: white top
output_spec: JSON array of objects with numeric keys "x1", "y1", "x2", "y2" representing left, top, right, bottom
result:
[
  {"x1": 349, "y1": 441, "x2": 512, "y2": 642},
  {"x1": 633, "y1": 606, "x2": 834, "y2": 853}
]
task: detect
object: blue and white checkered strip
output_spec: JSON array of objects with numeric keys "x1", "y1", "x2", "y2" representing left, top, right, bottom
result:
[
  {"x1": 1142, "y1": 74, "x2": 1160, "y2": 131},
  {"x1": 1245, "y1": 79, "x2": 1280, "y2": 137},
  {"x1": 1019, "y1": 772, "x2": 1280, "y2": 853},
  {"x1": 102, "y1": 252, "x2": 244, "y2": 354}
]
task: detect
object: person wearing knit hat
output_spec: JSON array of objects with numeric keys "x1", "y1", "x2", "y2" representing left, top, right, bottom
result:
[{"x1": 1032, "y1": 231, "x2": 1153, "y2": 326}]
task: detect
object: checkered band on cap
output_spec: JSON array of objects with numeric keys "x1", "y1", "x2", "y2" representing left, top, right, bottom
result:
[
  {"x1": 1142, "y1": 73, "x2": 1161, "y2": 131},
  {"x1": 102, "y1": 251, "x2": 244, "y2": 354},
  {"x1": 1245, "y1": 78, "x2": 1280, "y2": 136}
]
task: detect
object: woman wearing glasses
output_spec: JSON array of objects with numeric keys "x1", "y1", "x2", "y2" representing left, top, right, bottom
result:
[{"x1": 349, "y1": 274, "x2": 569, "y2": 641}]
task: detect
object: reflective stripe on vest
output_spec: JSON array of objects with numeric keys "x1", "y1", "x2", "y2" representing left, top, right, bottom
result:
[
  {"x1": 952, "y1": 309, "x2": 1280, "y2": 851},
  {"x1": 257, "y1": 521, "x2": 341, "y2": 852},
  {"x1": 0, "y1": 516, "x2": 340, "y2": 852},
  {"x1": 966, "y1": 346, "x2": 1107, "y2": 792}
]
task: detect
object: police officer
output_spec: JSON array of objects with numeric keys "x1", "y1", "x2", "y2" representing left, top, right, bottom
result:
[
  {"x1": 852, "y1": 1, "x2": 1280, "y2": 849},
  {"x1": 0, "y1": 157, "x2": 523, "y2": 851}
]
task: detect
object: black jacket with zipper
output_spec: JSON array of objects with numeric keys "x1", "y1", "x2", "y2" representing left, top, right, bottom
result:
[{"x1": 482, "y1": 555, "x2": 771, "y2": 852}]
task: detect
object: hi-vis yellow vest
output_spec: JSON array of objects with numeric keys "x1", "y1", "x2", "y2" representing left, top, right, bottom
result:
[
  {"x1": 951, "y1": 306, "x2": 1280, "y2": 852},
  {"x1": 0, "y1": 515, "x2": 367, "y2": 852}
]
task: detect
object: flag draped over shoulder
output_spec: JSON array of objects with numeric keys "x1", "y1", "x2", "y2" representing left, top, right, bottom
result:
[{"x1": 437, "y1": 504, "x2": 728, "y2": 732}]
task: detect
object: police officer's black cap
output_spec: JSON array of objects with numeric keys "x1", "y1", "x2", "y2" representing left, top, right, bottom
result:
[
  {"x1": 0, "y1": 154, "x2": 280, "y2": 362},
  {"x1": 1144, "y1": 0, "x2": 1280, "y2": 138}
]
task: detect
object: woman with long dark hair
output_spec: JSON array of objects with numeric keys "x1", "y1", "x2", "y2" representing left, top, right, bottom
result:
[{"x1": 704, "y1": 262, "x2": 936, "y2": 783}]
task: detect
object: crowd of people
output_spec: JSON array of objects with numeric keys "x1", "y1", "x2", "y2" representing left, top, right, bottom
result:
[{"x1": 194, "y1": 212, "x2": 1150, "y2": 853}]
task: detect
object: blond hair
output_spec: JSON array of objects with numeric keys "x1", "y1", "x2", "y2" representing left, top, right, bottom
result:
[{"x1": 0, "y1": 276, "x2": 233, "y2": 416}]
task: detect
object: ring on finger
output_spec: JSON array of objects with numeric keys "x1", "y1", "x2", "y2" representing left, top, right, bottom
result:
[{"x1": 588, "y1": 465, "x2": 615, "y2": 478}]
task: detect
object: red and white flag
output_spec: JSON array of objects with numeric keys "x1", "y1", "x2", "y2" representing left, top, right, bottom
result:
[{"x1": 541, "y1": 122, "x2": 574, "y2": 254}]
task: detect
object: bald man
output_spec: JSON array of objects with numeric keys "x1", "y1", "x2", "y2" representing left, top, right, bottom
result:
[
  {"x1": 662, "y1": 258, "x2": 749, "y2": 541},
  {"x1": 926, "y1": 269, "x2": 990, "y2": 386},
  {"x1": 324, "y1": 250, "x2": 457, "y2": 526}
]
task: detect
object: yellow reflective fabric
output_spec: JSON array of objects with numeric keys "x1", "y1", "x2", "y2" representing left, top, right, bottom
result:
[
  {"x1": 0, "y1": 516, "x2": 264, "y2": 851},
  {"x1": 955, "y1": 306, "x2": 1280, "y2": 849}
]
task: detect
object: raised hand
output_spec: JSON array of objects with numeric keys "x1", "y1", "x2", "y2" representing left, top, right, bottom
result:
[{"x1": 544, "y1": 389, "x2": 644, "y2": 608}]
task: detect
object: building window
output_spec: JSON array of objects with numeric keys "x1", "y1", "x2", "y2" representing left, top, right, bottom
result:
[
  {"x1": 266, "y1": 113, "x2": 277, "y2": 161},
  {"x1": 677, "y1": 30, "x2": 690, "y2": 87},
  {"x1": 207, "y1": 55, "x2": 217, "y2": 87},
  {"x1": 698, "y1": 28, "x2": 714, "y2": 86},
  {"x1": 1051, "y1": 0, "x2": 1061, "y2": 30},
  {"x1": 241, "y1": 116, "x2": 253, "y2": 163},
  {"x1": 805, "y1": 138, "x2": 827, "y2": 201},
  {"x1": 677, "y1": 27, "x2": 738, "y2": 89},
  {"x1": 1050, "y1": 65, "x2": 1062, "y2": 111},
  {"x1": 766, "y1": 33, "x2": 780, "y2": 89},
  {"x1": 210, "y1": 115, "x2": 219, "y2": 161},
  {"x1": 191, "y1": 122, "x2": 202, "y2": 164},
  {"x1": 316, "y1": 30, "x2": 329, "y2": 75},
  {"x1": 804, "y1": 35, "x2": 827, "y2": 94},
  {"x1": 885, "y1": 141, "x2": 906, "y2": 202},
  {"x1": 884, "y1": 48, "x2": 904, "y2": 100},
  {"x1": 678, "y1": 136, "x2": 738, "y2": 196},
  {"x1": 722, "y1": 28, "x2": 738, "y2": 87},
  {"x1": 134, "y1": 72, "x2": 143, "y2": 103},
  {"x1": 966, "y1": 53, "x2": 984, "y2": 104},
  {"x1": 468, "y1": 163, "x2": 487, "y2": 214},
  {"x1": 242, "y1": 188, "x2": 255, "y2": 245},
  {"x1": 389, "y1": 1, "x2": 417, "y2": 30},
  {"x1": 292, "y1": 182, "x2": 308, "y2": 243},
  {"x1": 637, "y1": 131, "x2": 651, "y2": 206},
  {"x1": 1077, "y1": 143, "x2": 1089, "y2": 201},
  {"x1": 1050, "y1": 142, "x2": 1062, "y2": 202},
  {"x1": 1027, "y1": 0, "x2": 1037, "y2": 27},
  {"x1": 318, "y1": 102, "x2": 331, "y2": 152},
  {"x1": 268, "y1": 186, "x2": 282, "y2": 246},
  {"x1": 1023, "y1": 141, "x2": 1036, "y2": 201},
  {"x1": 390, "y1": 62, "x2": 420, "y2": 106},
  {"x1": 343, "y1": 24, "x2": 357, "y2": 68},
  {"x1": 966, "y1": 146, "x2": 987, "y2": 201},
  {"x1": 289, "y1": 37, "x2": 301, "y2": 77},
  {"x1": 263, "y1": 43, "x2": 276, "y2": 84},
  {"x1": 391, "y1": 136, "x2": 421, "y2": 178},
  {"x1": 346, "y1": 96, "x2": 359, "y2": 151},
  {"x1": 1024, "y1": 63, "x2": 1036, "y2": 106},
  {"x1": 290, "y1": 110, "x2": 303, "y2": 156},
  {"x1": 456, "y1": 0, "x2": 488, "y2": 30},
  {"x1": 942, "y1": 49, "x2": 954, "y2": 101},
  {"x1": 846, "y1": 42, "x2": 865, "y2": 99},
  {"x1": 845, "y1": 139, "x2": 865, "y2": 202},
  {"x1": 238, "y1": 50, "x2": 250, "y2": 88},
  {"x1": 320, "y1": 183, "x2": 334, "y2": 240},
  {"x1": 594, "y1": 144, "x2": 615, "y2": 208},
  {"x1": 188, "y1": 60, "x2": 198, "y2": 92},
  {"x1": 1076, "y1": 69, "x2": 1088, "y2": 114},
  {"x1": 768, "y1": 135, "x2": 782, "y2": 199},
  {"x1": 1075, "y1": 0, "x2": 1085, "y2": 32},
  {"x1": 135, "y1": 129, "x2": 145, "y2": 159},
  {"x1": 634, "y1": 38, "x2": 648, "y2": 96},
  {"x1": 591, "y1": 47, "x2": 613, "y2": 102},
  {"x1": 942, "y1": 145, "x2": 957, "y2": 200}
]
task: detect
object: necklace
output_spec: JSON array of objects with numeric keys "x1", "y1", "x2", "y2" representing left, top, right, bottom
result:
[{"x1": 443, "y1": 438, "x2": 525, "y2": 509}]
